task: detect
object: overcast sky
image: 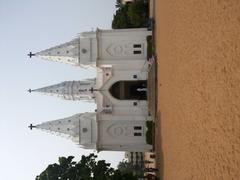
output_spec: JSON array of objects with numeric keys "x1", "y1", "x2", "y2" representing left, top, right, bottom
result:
[{"x1": 0, "y1": 1, "x2": 124, "y2": 179}]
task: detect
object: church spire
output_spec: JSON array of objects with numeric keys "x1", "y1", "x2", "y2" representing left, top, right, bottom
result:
[
  {"x1": 31, "y1": 113, "x2": 81, "y2": 142},
  {"x1": 32, "y1": 31, "x2": 98, "y2": 67},
  {"x1": 29, "y1": 113, "x2": 97, "y2": 148},
  {"x1": 29, "y1": 79, "x2": 96, "y2": 101},
  {"x1": 34, "y1": 39, "x2": 80, "y2": 66}
]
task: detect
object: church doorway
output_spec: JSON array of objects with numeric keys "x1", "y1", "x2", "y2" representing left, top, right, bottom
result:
[{"x1": 109, "y1": 81, "x2": 147, "y2": 100}]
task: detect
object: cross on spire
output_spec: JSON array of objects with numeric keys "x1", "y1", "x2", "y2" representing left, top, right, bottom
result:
[
  {"x1": 28, "y1": 52, "x2": 35, "y2": 58},
  {"x1": 28, "y1": 124, "x2": 36, "y2": 130},
  {"x1": 89, "y1": 87, "x2": 98, "y2": 93}
]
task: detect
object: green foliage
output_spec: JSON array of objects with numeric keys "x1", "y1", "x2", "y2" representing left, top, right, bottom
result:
[
  {"x1": 115, "y1": 0, "x2": 123, "y2": 8},
  {"x1": 147, "y1": 35, "x2": 153, "y2": 59},
  {"x1": 127, "y1": 1, "x2": 148, "y2": 28},
  {"x1": 117, "y1": 161, "x2": 135, "y2": 175},
  {"x1": 146, "y1": 121, "x2": 154, "y2": 145},
  {"x1": 36, "y1": 154, "x2": 138, "y2": 180},
  {"x1": 112, "y1": 0, "x2": 149, "y2": 29},
  {"x1": 117, "y1": 161, "x2": 143, "y2": 178},
  {"x1": 110, "y1": 170, "x2": 138, "y2": 180},
  {"x1": 112, "y1": 6, "x2": 131, "y2": 29}
]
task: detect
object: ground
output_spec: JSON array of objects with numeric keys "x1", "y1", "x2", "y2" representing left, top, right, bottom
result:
[{"x1": 153, "y1": 0, "x2": 240, "y2": 179}]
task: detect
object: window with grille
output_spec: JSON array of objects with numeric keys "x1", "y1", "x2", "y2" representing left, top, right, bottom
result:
[
  {"x1": 134, "y1": 132, "x2": 142, "y2": 136},
  {"x1": 133, "y1": 50, "x2": 141, "y2": 54},
  {"x1": 134, "y1": 126, "x2": 142, "y2": 130},
  {"x1": 133, "y1": 44, "x2": 141, "y2": 48}
]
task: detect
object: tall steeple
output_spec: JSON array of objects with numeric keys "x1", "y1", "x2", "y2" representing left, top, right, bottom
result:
[
  {"x1": 32, "y1": 31, "x2": 97, "y2": 67},
  {"x1": 29, "y1": 79, "x2": 96, "y2": 101},
  {"x1": 29, "y1": 113, "x2": 97, "y2": 148},
  {"x1": 35, "y1": 39, "x2": 80, "y2": 66}
]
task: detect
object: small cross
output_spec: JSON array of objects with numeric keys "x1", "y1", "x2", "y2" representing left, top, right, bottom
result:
[
  {"x1": 89, "y1": 87, "x2": 98, "y2": 93},
  {"x1": 28, "y1": 124, "x2": 36, "y2": 130},
  {"x1": 89, "y1": 87, "x2": 94, "y2": 93},
  {"x1": 28, "y1": 89, "x2": 32, "y2": 93},
  {"x1": 28, "y1": 52, "x2": 35, "y2": 58}
]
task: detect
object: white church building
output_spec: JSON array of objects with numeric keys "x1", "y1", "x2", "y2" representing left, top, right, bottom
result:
[{"x1": 28, "y1": 28, "x2": 152, "y2": 152}]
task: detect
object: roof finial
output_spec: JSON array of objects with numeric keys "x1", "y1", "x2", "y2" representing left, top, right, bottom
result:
[
  {"x1": 28, "y1": 52, "x2": 35, "y2": 58},
  {"x1": 28, "y1": 124, "x2": 36, "y2": 130}
]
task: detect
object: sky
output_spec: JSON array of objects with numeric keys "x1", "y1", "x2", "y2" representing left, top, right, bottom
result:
[{"x1": 0, "y1": 0, "x2": 124, "y2": 179}]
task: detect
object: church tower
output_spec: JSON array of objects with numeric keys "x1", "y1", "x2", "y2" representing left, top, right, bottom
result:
[
  {"x1": 28, "y1": 79, "x2": 96, "y2": 101},
  {"x1": 29, "y1": 113, "x2": 152, "y2": 151},
  {"x1": 30, "y1": 113, "x2": 98, "y2": 149},
  {"x1": 29, "y1": 28, "x2": 151, "y2": 69},
  {"x1": 34, "y1": 34, "x2": 97, "y2": 67}
]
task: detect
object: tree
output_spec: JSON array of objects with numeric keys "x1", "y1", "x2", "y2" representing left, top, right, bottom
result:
[
  {"x1": 112, "y1": 0, "x2": 149, "y2": 29},
  {"x1": 36, "y1": 154, "x2": 137, "y2": 180},
  {"x1": 115, "y1": 0, "x2": 124, "y2": 8},
  {"x1": 117, "y1": 161, "x2": 134, "y2": 174},
  {"x1": 117, "y1": 161, "x2": 144, "y2": 178},
  {"x1": 127, "y1": 1, "x2": 149, "y2": 28},
  {"x1": 112, "y1": 6, "x2": 131, "y2": 29}
]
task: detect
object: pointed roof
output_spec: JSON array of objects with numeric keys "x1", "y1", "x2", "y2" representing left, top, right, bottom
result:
[
  {"x1": 29, "y1": 81, "x2": 70, "y2": 100},
  {"x1": 29, "y1": 80, "x2": 96, "y2": 101},
  {"x1": 35, "y1": 39, "x2": 80, "y2": 66},
  {"x1": 30, "y1": 113, "x2": 97, "y2": 147},
  {"x1": 34, "y1": 113, "x2": 81, "y2": 142},
  {"x1": 32, "y1": 30, "x2": 98, "y2": 68}
]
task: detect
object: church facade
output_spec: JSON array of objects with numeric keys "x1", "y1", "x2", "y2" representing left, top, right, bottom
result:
[{"x1": 29, "y1": 28, "x2": 152, "y2": 152}]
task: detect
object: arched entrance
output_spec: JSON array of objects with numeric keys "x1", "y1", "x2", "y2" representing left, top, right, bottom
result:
[{"x1": 109, "y1": 81, "x2": 147, "y2": 100}]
